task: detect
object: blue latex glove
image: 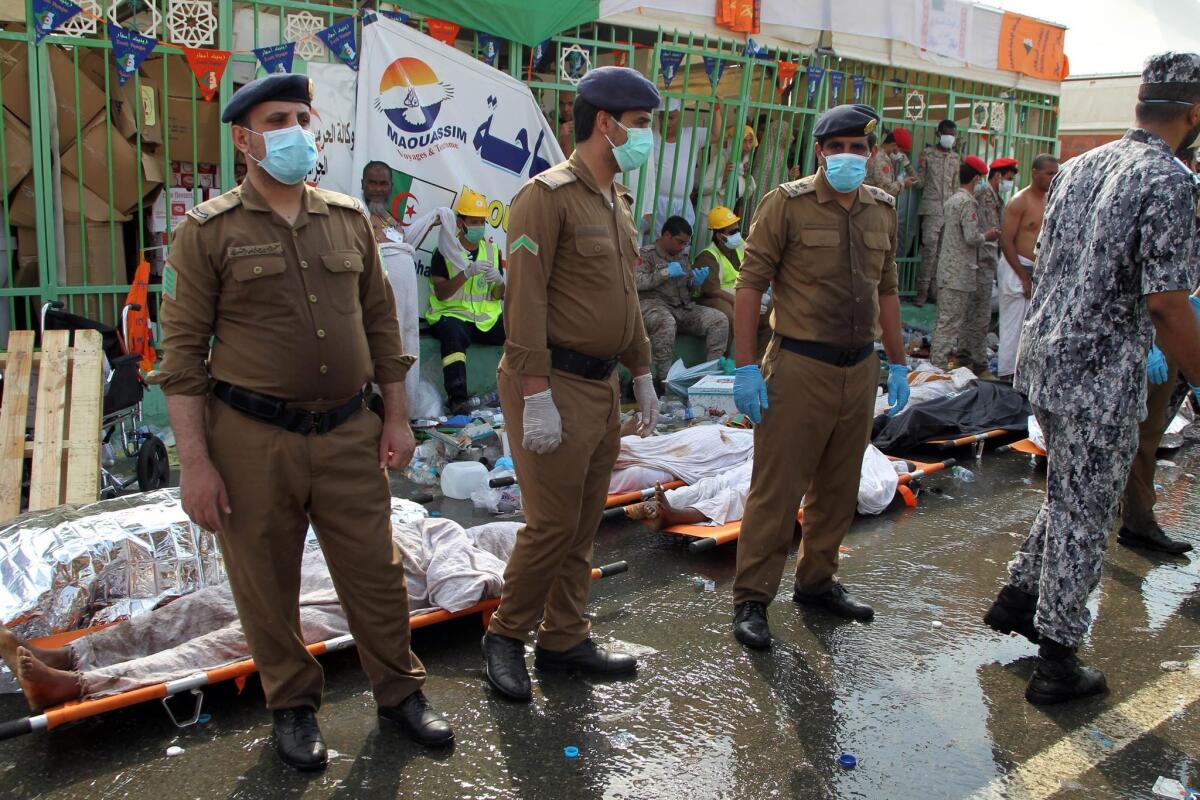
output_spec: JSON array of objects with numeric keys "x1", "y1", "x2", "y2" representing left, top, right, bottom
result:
[
  {"x1": 733, "y1": 365, "x2": 769, "y2": 424},
  {"x1": 1147, "y1": 345, "x2": 1169, "y2": 385},
  {"x1": 887, "y1": 363, "x2": 910, "y2": 416},
  {"x1": 1189, "y1": 294, "x2": 1200, "y2": 321},
  {"x1": 666, "y1": 261, "x2": 686, "y2": 278},
  {"x1": 1193, "y1": 384, "x2": 1200, "y2": 407},
  {"x1": 691, "y1": 266, "x2": 711, "y2": 287}
]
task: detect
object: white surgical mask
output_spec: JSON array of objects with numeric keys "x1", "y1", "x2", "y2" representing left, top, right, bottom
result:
[
  {"x1": 939, "y1": 134, "x2": 956, "y2": 149},
  {"x1": 999, "y1": 179, "x2": 1014, "y2": 194}
]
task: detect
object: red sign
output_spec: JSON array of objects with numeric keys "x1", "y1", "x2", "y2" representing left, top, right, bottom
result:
[{"x1": 183, "y1": 47, "x2": 232, "y2": 102}]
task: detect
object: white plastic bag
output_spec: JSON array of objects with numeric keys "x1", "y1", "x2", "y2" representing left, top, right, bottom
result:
[{"x1": 665, "y1": 358, "x2": 721, "y2": 396}]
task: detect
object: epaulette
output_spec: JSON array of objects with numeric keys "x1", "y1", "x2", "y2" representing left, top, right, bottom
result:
[
  {"x1": 779, "y1": 177, "x2": 817, "y2": 198},
  {"x1": 187, "y1": 189, "x2": 242, "y2": 224},
  {"x1": 313, "y1": 186, "x2": 366, "y2": 213},
  {"x1": 533, "y1": 164, "x2": 578, "y2": 190},
  {"x1": 865, "y1": 184, "x2": 896, "y2": 207}
]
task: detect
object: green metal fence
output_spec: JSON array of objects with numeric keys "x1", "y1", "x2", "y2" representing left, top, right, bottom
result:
[{"x1": 0, "y1": 4, "x2": 1060, "y2": 349}]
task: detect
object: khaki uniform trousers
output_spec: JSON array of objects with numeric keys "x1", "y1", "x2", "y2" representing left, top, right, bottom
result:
[
  {"x1": 1121, "y1": 349, "x2": 1185, "y2": 532},
  {"x1": 207, "y1": 397, "x2": 425, "y2": 711},
  {"x1": 488, "y1": 365, "x2": 620, "y2": 651},
  {"x1": 917, "y1": 214, "x2": 945, "y2": 301},
  {"x1": 733, "y1": 342, "x2": 879, "y2": 604}
]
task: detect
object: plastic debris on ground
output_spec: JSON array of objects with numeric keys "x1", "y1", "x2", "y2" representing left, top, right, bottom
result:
[
  {"x1": 1152, "y1": 776, "x2": 1192, "y2": 799},
  {"x1": 931, "y1": 620, "x2": 943, "y2": 628},
  {"x1": 1156, "y1": 459, "x2": 1177, "y2": 468},
  {"x1": 165, "y1": 746, "x2": 185, "y2": 757},
  {"x1": 471, "y1": 459, "x2": 522, "y2": 515},
  {"x1": 665, "y1": 357, "x2": 721, "y2": 396},
  {"x1": 563, "y1": 746, "x2": 580, "y2": 759},
  {"x1": 950, "y1": 466, "x2": 976, "y2": 482},
  {"x1": 404, "y1": 441, "x2": 447, "y2": 486},
  {"x1": 1160, "y1": 660, "x2": 1189, "y2": 672},
  {"x1": 838, "y1": 753, "x2": 857, "y2": 770}
]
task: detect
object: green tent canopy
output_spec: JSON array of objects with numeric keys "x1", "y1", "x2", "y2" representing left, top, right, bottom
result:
[{"x1": 397, "y1": 0, "x2": 601, "y2": 49}]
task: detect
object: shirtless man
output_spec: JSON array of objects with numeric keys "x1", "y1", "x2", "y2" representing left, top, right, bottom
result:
[{"x1": 996, "y1": 154, "x2": 1059, "y2": 379}]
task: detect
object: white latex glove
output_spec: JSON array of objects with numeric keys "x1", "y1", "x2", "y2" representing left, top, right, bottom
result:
[
  {"x1": 521, "y1": 389, "x2": 562, "y2": 454},
  {"x1": 632, "y1": 373, "x2": 658, "y2": 436},
  {"x1": 480, "y1": 263, "x2": 504, "y2": 284},
  {"x1": 463, "y1": 258, "x2": 489, "y2": 278}
]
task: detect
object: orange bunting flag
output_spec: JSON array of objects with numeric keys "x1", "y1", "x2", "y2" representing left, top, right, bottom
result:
[
  {"x1": 716, "y1": 0, "x2": 759, "y2": 34},
  {"x1": 123, "y1": 258, "x2": 157, "y2": 371},
  {"x1": 997, "y1": 12, "x2": 1068, "y2": 82},
  {"x1": 426, "y1": 18, "x2": 461, "y2": 46},
  {"x1": 777, "y1": 60, "x2": 798, "y2": 90},
  {"x1": 183, "y1": 47, "x2": 232, "y2": 102}
]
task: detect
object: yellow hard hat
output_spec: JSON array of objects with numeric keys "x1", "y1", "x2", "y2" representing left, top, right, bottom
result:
[
  {"x1": 454, "y1": 188, "x2": 488, "y2": 218},
  {"x1": 708, "y1": 206, "x2": 740, "y2": 230}
]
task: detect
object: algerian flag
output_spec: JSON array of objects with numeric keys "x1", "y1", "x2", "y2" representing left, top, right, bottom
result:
[{"x1": 396, "y1": 1, "x2": 599, "y2": 49}]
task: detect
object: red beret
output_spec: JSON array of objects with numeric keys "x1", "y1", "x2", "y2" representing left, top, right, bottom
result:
[
  {"x1": 890, "y1": 129, "x2": 912, "y2": 151},
  {"x1": 989, "y1": 157, "x2": 1019, "y2": 170},
  {"x1": 964, "y1": 155, "x2": 988, "y2": 175}
]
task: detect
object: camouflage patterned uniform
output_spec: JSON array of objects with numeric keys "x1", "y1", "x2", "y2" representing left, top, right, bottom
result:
[
  {"x1": 636, "y1": 243, "x2": 729, "y2": 379},
  {"x1": 929, "y1": 187, "x2": 984, "y2": 368},
  {"x1": 1006, "y1": 124, "x2": 1200, "y2": 649},
  {"x1": 963, "y1": 180, "x2": 1004, "y2": 370},
  {"x1": 865, "y1": 151, "x2": 910, "y2": 197},
  {"x1": 915, "y1": 146, "x2": 961, "y2": 302}
]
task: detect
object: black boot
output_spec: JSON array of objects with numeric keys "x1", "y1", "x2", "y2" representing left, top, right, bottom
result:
[
  {"x1": 732, "y1": 601, "x2": 771, "y2": 649},
  {"x1": 793, "y1": 583, "x2": 874, "y2": 622},
  {"x1": 378, "y1": 690, "x2": 454, "y2": 747},
  {"x1": 533, "y1": 639, "x2": 637, "y2": 674},
  {"x1": 1025, "y1": 639, "x2": 1107, "y2": 706},
  {"x1": 482, "y1": 633, "x2": 532, "y2": 700},
  {"x1": 272, "y1": 708, "x2": 328, "y2": 771},
  {"x1": 983, "y1": 584, "x2": 1040, "y2": 644},
  {"x1": 1117, "y1": 524, "x2": 1194, "y2": 555}
]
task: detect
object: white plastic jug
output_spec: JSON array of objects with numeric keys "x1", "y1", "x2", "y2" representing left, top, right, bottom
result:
[{"x1": 440, "y1": 461, "x2": 488, "y2": 500}]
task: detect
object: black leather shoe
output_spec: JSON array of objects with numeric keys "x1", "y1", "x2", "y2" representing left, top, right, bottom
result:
[
  {"x1": 1025, "y1": 641, "x2": 1107, "y2": 706},
  {"x1": 533, "y1": 639, "x2": 637, "y2": 674},
  {"x1": 378, "y1": 690, "x2": 454, "y2": 747},
  {"x1": 1118, "y1": 525, "x2": 1194, "y2": 555},
  {"x1": 272, "y1": 708, "x2": 327, "y2": 771},
  {"x1": 983, "y1": 584, "x2": 1040, "y2": 644},
  {"x1": 482, "y1": 633, "x2": 532, "y2": 701},
  {"x1": 793, "y1": 583, "x2": 874, "y2": 622},
  {"x1": 732, "y1": 601, "x2": 771, "y2": 649}
]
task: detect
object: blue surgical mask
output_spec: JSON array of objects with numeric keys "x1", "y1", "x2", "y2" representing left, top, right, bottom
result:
[
  {"x1": 607, "y1": 120, "x2": 654, "y2": 172},
  {"x1": 721, "y1": 231, "x2": 744, "y2": 249},
  {"x1": 823, "y1": 153, "x2": 869, "y2": 193},
  {"x1": 245, "y1": 125, "x2": 318, "y2": 185}
]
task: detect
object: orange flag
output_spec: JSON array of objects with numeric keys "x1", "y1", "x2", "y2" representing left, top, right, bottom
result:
[
  {"x1": 123, "y1": 258, "x2": 157, "y2": 371},
  {"x1": 182, "y1": 47, "x2": 232, "y2": 102},
  {"x1": 426, "y1": 19, "x2": 461, "y2": 46},
  {"x1": 997, "y1": 13, "x2": 1068, "y2": 81}
]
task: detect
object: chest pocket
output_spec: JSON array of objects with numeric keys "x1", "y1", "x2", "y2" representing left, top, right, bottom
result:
[
  {"x1": 320, "y1": 251, "x2": 364, "y2": 313},
  {"x1": 860, "y1": 230, "x2": 891, "y2": 281},
  {"x1": 231, "y1": 255, "x2": 287, "y2": 283},
  {"x1": 227, "y1": 255, "x2": 289, "y2": 310}
]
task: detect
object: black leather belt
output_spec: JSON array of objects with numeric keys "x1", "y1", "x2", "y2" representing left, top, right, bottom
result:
[
  {"x1": 213, "y1": 381, "x2": 365, "y2": 435},
  {"x1": 778, "y1": 337, "x2": 876, "y2": 368},
  {"x1": 550, "y1": 346, "x2": 619, "y2": 381}
]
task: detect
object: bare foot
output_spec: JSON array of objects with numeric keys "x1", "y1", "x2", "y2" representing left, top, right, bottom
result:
[
  {"x1": 16, "y1": 647, "x2": 81, "y2": 712},
  {"x1": 623, "y1": 500, "x2": 666, "y2": 531},
  {"x1": 0, "y1": 625, "x2": 72, "y2": 672},
  {"x1": 0, "y1": 627, "x2": 21, "y2": 679}
]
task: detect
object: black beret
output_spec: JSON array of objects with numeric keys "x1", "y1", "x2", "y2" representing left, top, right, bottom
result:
[
  {"x1": 577, "y1": 66, "x2": 661, "y2": 113},
  {"x1": 813, "y1": 103, "x2": 880, "y2": 142},
  {"x1": 221, "y1": 73, "x2": 314, "y2": 124}
]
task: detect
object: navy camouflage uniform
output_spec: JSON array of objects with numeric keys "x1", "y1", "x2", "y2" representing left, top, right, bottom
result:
[{"x1": 1007, "y1": 121, "x2": 1200, "y2": 648}]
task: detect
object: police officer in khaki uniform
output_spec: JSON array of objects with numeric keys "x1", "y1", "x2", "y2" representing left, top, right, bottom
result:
[
  {"x1": 150, "y1": 74, "x2": 452, "y2": 770},
  {"x1": 729, "y1": 104, "x2": 912, "y2": 649},
  {"x1": 481, "y1": 67, "x2": 660, "y2": 701}
]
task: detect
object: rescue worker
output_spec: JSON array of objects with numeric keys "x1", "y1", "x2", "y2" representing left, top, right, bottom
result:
[
  {"x1": 481, "y1": 66, "x2": 661, "y2": 701},
  {"x1": 866, "y1": 128, "x2": 916, "y2": 198},
  {"x1": 728, "y1": 104, "x2": 911, "y2": 649},
  {"x1": 929, "y1": 156, "x2": 1000, "y2": 371},
  {"x1": 914, "y1": 119, "x2": 962, "y2": 305},
  {"x1": 983, "y1": 52, "x2": 1200, "y2": 705},
  {"x1": 694, "y1": 206, "x2": 769, "y2": 358},
  {"x1": 968, "y1": 157, "x2": 1018, "y2": 377},
  {"x1": 150, "y1": 74, "x2": 452, "y2": 771},
  {"x1": 636, "y1": 215, "x2": 729, "y2": 384},
  {"x1": 426, "y1": 188, "x2": 506, "y2": 415}
]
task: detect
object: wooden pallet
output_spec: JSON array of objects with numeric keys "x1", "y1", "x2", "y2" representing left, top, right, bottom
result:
[{"x1": 0, "y1": 329, "x2": 103, "y2": 521}]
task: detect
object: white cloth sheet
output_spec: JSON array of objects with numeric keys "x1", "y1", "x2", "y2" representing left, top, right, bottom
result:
[
  {"x1": 873, "y1": 365, "x2": 976, "y2": 418},
  {"x1": 997, "y1": 253, "x2": 1033, "y2": 377},
  {"x1": 612, "y1": 426, "x2": 755, "y2": 485}
]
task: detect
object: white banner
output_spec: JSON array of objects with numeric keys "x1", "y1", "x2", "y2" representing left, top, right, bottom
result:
[
  {"x1": 307, "y1": 61, "x2": 358, "y2": 195},
  {"x1": 353, "y1": 15, "x2": 564, "y2": 312}
]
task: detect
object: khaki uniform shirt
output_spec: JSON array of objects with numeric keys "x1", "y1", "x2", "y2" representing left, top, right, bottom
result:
[
  {"x1": 916, "y1": 147, "x2": 961, "y2": 215},
  {"x1": 735, "y1": 169, "x2": 899, "y2": 349},
  {"x1": 502, "y1": 152, "x2": 650, "y2": 376},
  {"x1": 939, "y1": 187, "x2": 986, "y2": 292},
  {"x1": 150, "y1": 180, "x2": 412, "y2": 402},
  {"x1": 974, "y1": 181, "x2": 1003, "y2": 269},
  {"x1": 636, "y1": 243, "x2": 694, "y2": 308}
]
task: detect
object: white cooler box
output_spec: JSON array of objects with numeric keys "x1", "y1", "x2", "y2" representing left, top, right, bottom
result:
[{"x1": 687, "y1": 374, "x2": 739, "y2": 418}]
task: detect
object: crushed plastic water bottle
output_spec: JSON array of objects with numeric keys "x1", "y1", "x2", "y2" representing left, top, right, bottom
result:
[
  {"x1": 468, "y1": 391, "x2": 499, "y2": 408},
  {"x1": 950, "y1": 465, "x2": 976, "y2": 483}
]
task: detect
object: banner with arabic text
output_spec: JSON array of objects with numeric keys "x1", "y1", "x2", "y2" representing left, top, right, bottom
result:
[{"x1": 306, "y1": 61, "x2": 358, "y2": 195}]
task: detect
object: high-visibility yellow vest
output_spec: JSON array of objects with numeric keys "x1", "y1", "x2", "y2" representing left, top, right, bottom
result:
[
  {"x1": 425, "y1": 240, "x2": 502, "y2": 331},
  {"x1": 699, "y1": 243, "x2": 746, "y2": 290}
]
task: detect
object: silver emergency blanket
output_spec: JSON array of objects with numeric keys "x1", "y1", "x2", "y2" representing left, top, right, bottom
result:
[{"x1": 0, "y1": 489, "x2": 224, "y2": 639}]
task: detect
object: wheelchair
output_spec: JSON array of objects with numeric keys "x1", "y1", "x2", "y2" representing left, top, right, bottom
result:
[{"x1": 40, "y1": 301, "x2": 171, "y2": 498}]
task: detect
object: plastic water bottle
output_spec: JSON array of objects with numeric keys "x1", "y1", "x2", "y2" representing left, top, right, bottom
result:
[
  {"x1": 468, "y1": 392, "x2": 499, "y2": 408},
  {"x1": 950, "y1": 465, "x2": 976, "y2": 482}
]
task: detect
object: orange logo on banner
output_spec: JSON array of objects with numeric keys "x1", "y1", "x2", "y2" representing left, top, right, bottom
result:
[
  {"x1": 124, "y1": 258, "x2": 157, "y2": 371},
  {"x1": 426, "y1": 19, "x2": 461, "y2": 46},
  {"x1": 182, "y1": 47, "x2": 232, "y2": 102},
  {"x1": 997, "y1": 12, "x2": 1068, "y2": 81}
]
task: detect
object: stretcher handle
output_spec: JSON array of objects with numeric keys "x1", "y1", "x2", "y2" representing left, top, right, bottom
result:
[
  {"x1": 410, "y1": 492, "x2": 436, "y2": 504},
  {"x1": 602, "y1": 505, "x2": 628, "y2": 521},
  {"x1": 489, "y1": 476, "x2": 517, "y2": 488},
  {"x1": 688, "y1": 537, "x2": 719, "y2": 554},
  {"x1": 594, "y1": 561, "x2": 629, "y2": 578},
  {"x1": 0, "y1": 717, "x2": 32, "y2": 740}
]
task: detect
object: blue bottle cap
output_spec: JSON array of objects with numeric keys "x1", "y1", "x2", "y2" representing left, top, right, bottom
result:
[
  {"x1": 564, "y1": 746, "x2": 580, "y2": 758},
  {"x1": 838, "y1": 753, "x2": 857, "y2": 769},
  {"x1": 430, "y1": 511, "x2": 442, "y2": 517}
]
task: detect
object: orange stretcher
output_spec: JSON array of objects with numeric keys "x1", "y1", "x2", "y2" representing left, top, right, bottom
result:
[
  {"x1": 997, "y1": 439, "x2": 1046, "y2": 457},
  {"x1": 925, "y1": 429, "x2": 1014, "y2": 451},
  {"x1": 0, "y1": 562, "x2": 628, "y2": 741}
]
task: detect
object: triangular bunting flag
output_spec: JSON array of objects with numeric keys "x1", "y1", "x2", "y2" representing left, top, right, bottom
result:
[
  {"x1": 316, "y1": 17, "x2": 359, "y2": 70},
  {"x1": 828, "y1": 70, "x2": 844, "y2": 102},
  {"x1": 851, "y1": 75, "x2": 866, "y2": 104},
  {"x1": 478, "y1": 33, "x2": 503, "y2": 66},
  {"x1": 777, "y1": 61, "x2": 797, "y2": 91},
  {"x1": 805, "y1": 65, "x2": 824, "y2": 106},
  {"x1": 659, "y1": 50, "x2": 684, "y2": 88},
  {"x1": 183, "y1": 47, "x2": 232, "y2": 102},
  {"x1": 254, "y1": 42, "x2": 295, "y2": 75},
  {"x1": 703, "y1": 56, "x2": 727, "y2": 88},
  {"x1": 108, "y1": 24, "x2": 157, "y2": 86},
  {"x1": 32, "y1": 0, "x2": 82, "y2": 44},
  {"x1": 426, "y1": 18, "x2": 461, "y2": 47}
]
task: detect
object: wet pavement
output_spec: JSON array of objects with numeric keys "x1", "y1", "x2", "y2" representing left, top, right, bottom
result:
[{"x1": 0, "y1": 443, "x2": 1196, "y2": 799}]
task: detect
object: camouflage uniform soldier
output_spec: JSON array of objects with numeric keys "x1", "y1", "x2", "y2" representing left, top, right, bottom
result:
[
  {"x1": 984, "y1": 52, "x2": 1200, "y2": 706},
  {"x1": 865, "y1": 128, "x2": 915, "y2": 198},
  {"x1": 914, "y1": 120, "x2": 962, "y2": 305},
  {"x1": 965, "y1": 157, "x2": 1019, "y2": 376},
  {"x1": 636, "y1": 217, "x2": 729, "y2": 381},
  {"x1": 929, "y1": 156, "x2": 998, "y2": 369}
]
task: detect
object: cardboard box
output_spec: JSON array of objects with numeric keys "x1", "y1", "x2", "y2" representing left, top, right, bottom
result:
[
  {"x1": 78, "y1": 49, "x2": 164, "y2": 146},
  {"x1": 1, "y1": 45, "x2": 106, "y2": 151},
  {"x1": 141, "y1": 55, "x2": 208, "y2": 100},
  {"x1": 1, "y1": 109, "x2": 32, "y2": 191},
  {"x1": 687, "y1": 374, "x2": 739, "y2": 418},
  {"x1": 166, "y1": 96, "x2": 222, "y2": 165},
  {"x1": 15, "y1": 219, "x2": 128, "y2": 325},
  {"x1": 149, "y1": 186, "x2": 214, "y2": 233},
  {"x1": 61, "y1": 112, "x2": 159, "y2": 214}
]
